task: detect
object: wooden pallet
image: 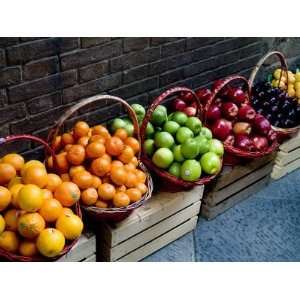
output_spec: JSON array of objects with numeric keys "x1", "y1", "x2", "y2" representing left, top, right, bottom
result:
[
  {"x1": 271, "y1": 132, "x2": 300, "y2": 180},
  {"x1": 201, "y1": 154, "x2": 275, "y2": 220},
  {"x1": 97, "y1": 185, "x2": 204, "y2": 262}
]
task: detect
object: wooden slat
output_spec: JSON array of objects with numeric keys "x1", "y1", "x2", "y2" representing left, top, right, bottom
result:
[
  {"x1": 101, "y1": 185, "x2": 204, "y2": 247},
  {"x1": 271, "y1": 157, "x2": 300, "y2": 180},
  {"x1": 83, "y1": 254, "x2": 96, "y2": 262},
  {"x1": 201, "y1": 176, "x2": 269, "y2": 220},
  {"x1": 101, "y1": 201, "x2": 201, "y2": 261},
  {"x1": 117, "y1": 216, "x2": 198, "y2": 262},
  {"x1": 205, "y1": 162, "x2": 273, "y2": 206},
  {"x1": 275, "y1": 147, "x2": 300, "y2": 166},
  {"x1": 279, "y1": 132, "x2": 300, "y2": 152}
]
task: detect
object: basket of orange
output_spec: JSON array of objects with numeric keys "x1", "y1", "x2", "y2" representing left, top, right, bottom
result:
[
  {"x1": 0, "y1": 134, "x2": 83, "y2": 262},
  {"x1": 47, "y1": 94, "x2": 153, "y2": 222}
]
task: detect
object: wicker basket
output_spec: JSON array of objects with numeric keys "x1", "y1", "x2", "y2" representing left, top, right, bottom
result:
[
  {"x1": 140, "y1": 86, "x2": 222, "y2": 191},
  {"x1": 204, "y1": 75, "x2": 279, "y2": 162},
  {"x1": 0, "y1": 134, "x2": 81, "y2": 262},
  {"x1": 249, "y1": 51, "x2": 300, "y2": 138},
  {"x1": 47, "y1": 94, "x2": 153, "y2": 222}
]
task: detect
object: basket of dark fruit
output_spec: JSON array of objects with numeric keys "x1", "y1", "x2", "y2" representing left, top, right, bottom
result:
[
  {"x1": 197, "y1": 75, "x2": 278, "y2": 164},
  {"x1": 249, "y1": 51, "x2": 300, "y2": 140},
  {"x1": 140, "y1": 87, "x2": 224, "y2": 191}
]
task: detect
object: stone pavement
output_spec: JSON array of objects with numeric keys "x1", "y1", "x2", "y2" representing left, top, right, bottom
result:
[{"x1": 143, "y1": 169, "x2": 300, "y2": 262}]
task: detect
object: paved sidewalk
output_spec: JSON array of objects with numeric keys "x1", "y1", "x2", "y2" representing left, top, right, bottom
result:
[{"x1": 143, "y1": 169, "x2": 300, "y2": 262}]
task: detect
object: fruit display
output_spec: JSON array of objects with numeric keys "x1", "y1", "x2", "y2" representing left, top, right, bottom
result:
[
  {"x1": 0, "y1": 139, "x2": 83, "y2": 260},
  {"x1": 141, "y1": 87, "x2": 223, "y2": 186},
  {"x1": 198, "y1": 76, "x2": 278, "y2": 157}
]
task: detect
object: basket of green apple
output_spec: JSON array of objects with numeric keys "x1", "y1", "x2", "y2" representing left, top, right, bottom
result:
[{"x1": 140, "y1": 87, "x2": 224, "y2": 191}]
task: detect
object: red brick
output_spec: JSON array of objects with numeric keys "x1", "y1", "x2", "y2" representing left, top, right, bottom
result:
[
  {"x1": 27, "y1": 92, "x2": 62, "y2": 114},
  {"x1": 79, "y1": 60, "x2": 109, "y2": 83},
  {"x1": 81, "y1": 37, "x2": 111, "y2": 48},
  {"x1": 0, "y1": 103, "x2": 26, "y2": 125},
  {"x1": 124, "y1": 38, "x2": 149, "y2": 53},
  {"x1": 0, "y1": 67, "x2": 21, "y2": 88}
]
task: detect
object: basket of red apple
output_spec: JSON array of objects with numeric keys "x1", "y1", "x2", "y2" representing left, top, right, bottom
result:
[
  {"x1": 140, "y1": 87, "x2": 224, "y2": 191},
  {"x1": 249, "y1": 51, "x2": 300, "y2": 140},
  {"x1": 201, "y1": 75, "x2": 278, "y2": 164}
]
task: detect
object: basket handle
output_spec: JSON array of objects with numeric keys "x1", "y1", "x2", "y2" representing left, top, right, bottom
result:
[
  {"x1": 140, "y1": 87, "x2": 201, "y2": 145},
  {"x1": 204, "y1": 75, "x2": 251, "y2": 124},
  {"x1": 248, "y1": 51, "x2": 289, "y2": 90},
  {"x1": 47, "y1": 94, "x2": 141, "y2": 159},
  {"x1": 0, "y1": 134, "x2": 55, "y2": 159}
]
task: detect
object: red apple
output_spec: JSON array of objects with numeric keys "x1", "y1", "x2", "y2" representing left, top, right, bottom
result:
[
  {"x1": 222, "y1": 102, "x2": 239, "y2": 120},
  {"x1": 211, "y1": 119, "x2": 232, "y2": 141},
  {"x1": 238, "y1": 104, "x2": 256, "y2": 122},
  {"x1": 191, "y1": 101, "x2": 197, "y2": 109},
  {"x1": 184, "y1": 106, "x2": 197, "y2": 117},
  {"x1": 215, "y1": 97, "x2": 223, "y2": 108},
  {"x1": 180, "y1": 91, "x2": 194, "y2": 103},
  {"x1": 252, "y1": 135, "x2": 269, "y2": 151},
  {"x1": 172, "y1": 98, "x2": 187, "y2": 112},
  {"x1": 224, "y1": 134, "x2": 235, "y2": 146},
  {"x1": 196, "y1": 88, "x2": 211, "y2": 104},
  {"x1": 267, "y1": 129, "x2": 277, "y2": 142},
  {"x1": 206, "y1": 105, "x2": 221, "y2": 122},
  {"x1": 233, "y1": 122, "x2": 251, "y2": 135},
  {"x1": 234, "y1": 134, "x2": 254, "y2": 151},
  {"x1": 253, "y1": 114, "x2": 271, "y2": 136},
  {"x1": 228, "y1": 88, "x2": 247, "y2": 105}
]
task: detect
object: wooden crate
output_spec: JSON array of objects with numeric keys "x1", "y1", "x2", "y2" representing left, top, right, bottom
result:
[
  {"x1": 271, "y1": 132, "x2": 300, "y2": 180},
  {"x1": 201, "y1": 154, "x2": 275, "y2": 220},
  {"x1": 97, "y1": 185, "x2": 204, "y2": 262}
]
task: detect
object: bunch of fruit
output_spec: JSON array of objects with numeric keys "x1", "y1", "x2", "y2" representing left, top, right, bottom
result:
[
  {"x1": 271, "y1": 68, "x2": 300, "y2": 101},
  {"x1": 198, "y1": 82, "x2": 277, "y2": 152},
  {"x1": 0, "y1": 153, "x2": 83, "y2": 258},
  {"x1": 49, "y1": 120, "x2": 148, "y2": 209},
  {"x1": 252, "y1": 81, "x2": 300, "y2": 129},
  {"x1": 143, "y1": 103, "x2": 223, "y2": 182},
  {"x1": 171, "y1": 91, "x2": 198, "y2": 117}
]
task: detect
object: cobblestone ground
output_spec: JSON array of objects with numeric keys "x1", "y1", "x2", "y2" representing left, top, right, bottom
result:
[{"x1": 143, "y1": 169, "x2": 300, "y2": 262}]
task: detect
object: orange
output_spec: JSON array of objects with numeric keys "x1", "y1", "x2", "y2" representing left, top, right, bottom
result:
[
  {"x1": 61, "y1": 133, "x2": 75, "y2": 146},
  {"x1": 91, "y1": 176, "x2": 101, "y2": 189},
  {"x1": 106, "y1": 137, "x2": 124, "y2": 156},
  {"x1": 0, "y1": 186, "x2": 11, "y2": 212},
  {"x1": 92, "y1": 125, "x2": 111, "y2": 139},
  {"x1": 64, "y1": 144, "x2": 73, "y2": 152},
  {"x1": 125, "y1": 172, "x2": 138, "y2": 188},
  {"x1": 46, "y1": 173, "x2": 62, "y2": 192},
  {"x1": 21, "y1": 160, "x2": 45, "y2": 177},
  {"x1": 125, "y1": 137, "x2": 140, "y2": 154},
  {"x1": 114, "y1": 128, "x2": 128, "y2": 141},
  {"x1": 17, "y1": 212, "x2": 45, "y2": 239},
  {"x1": 116, "y1": 185, "x2": 127, "y2": 193},
  {"x1": 42, "y1": 189, "x2": 53, "y2": 201},
  {"x1": 111, "y1": 160, "x2": 124, "y2": 168},
  {"x1": 130, "y1": 156, "x2": 139, "y2": 167},
  {"x1": 2, "y1": 153, "x2": 24, "y2": 172},
  {"x1": 72, "y1": 171, "x2": 93, "y2": 189},
  {"x1": 77, "y1": 136, "x2": 90, "y2": 147},
  {"x1": 9, "y1": 184, "x2": 24, "y2": 208},
  {"x1": 98, "y1": 183, "x2": 116, "y2": 201},
  {"x1": 134, "y1": 169, "x2": 147, "y2": 183},
  {"x1": 81, "y1": 188, "x2": 98, "y2": 206},
  {"x1": 86, "y1": 142, "x2": 105, "y2": 159},
  {"x1": 126, "y1": 188, "x2": 142, "y2": 203},
  {"x1": 39, "y1": 198, "x2": 63, "y2": 222},
  {"x1": 110, "y1": 166, "x2": 127, "y2": 186},
  {"x1": 136, "y1": 183, "x2": 147, "y2": 195},
  {"x1": 88, "y1": 128, "x2": 92, "y2": 137},
  {"x1": 0, "y1": 163, "x2": 16, "y2": 185},
  {"x1": 56, "y1": 213, "x2": 83, "y2": 240},
  {"x1": 69, "y1": 165, "x2": 85, "y2": 178},
  {"x1": 66, "y1": 145, "x2": 86, "y2": 166},
  {"x1": 61, "y1": 173, "x2": 71, "y2": 182},
  {"x1": 19, "y1": 241, "x2": 37, "y2": 257},
  {"x1": 54, "y1": 182, "x2": 80, "y2": 207},
  {"x1": 36, "y1": 228, "x2": 65, "y2": 258},
  {"x1": 118, "y1": 146, "x2": 135, "y2": 164},
  {"x1": 8, "y1": 176, "x2": 22, "y2": 189},
  {"x1": 101, "y1": 153, "x2": 112, "y2": 163},
  {"x1": 95, "y1": 200, "x2": 108, "y2": 208},
  {"x1": 47, "y1": 156, "x2": 54, "y2": 170},
  {"x1": 73, "y1": 121, "x2": 90, "y2": 139},
  {"x1": 113, "y1": 192, "x2": 130, "y2": 208},
  {"x1": 124, "y1": 163, "x2": 136, "y2": 172},
  {"x1": 89, "y1": 135, "x2": 106, "y2": 144},
  {"x1": 22, "y1": 165, "x2": 48, "y2": 188},
  {"x1": 0, "y1": 214, "x2": 5, "y2": 235},
  {"x1": 0, "y1": 231, "x2": 19, "y2": 253},
  {"x1": 4, "y1": 209, "x2": 21, "y2": 232},
  {"x1": 91, "y1": 157, "x2": 111, "y2": 177},
  {"x1": 61, "y1": 208, "x2": 74, "y2": 216},
  {"x1": 52, "y1": 135, "x2": 62, "y2": 152},
  {"x1": 102, "y1": 175, "x2": 112, "y2": 184},
  {"x1": 55, "y1": 152, "x2": 69, "y2": 174},
  {"x1": 17, "y1": 184, "x2": 44, "y2": 212}
]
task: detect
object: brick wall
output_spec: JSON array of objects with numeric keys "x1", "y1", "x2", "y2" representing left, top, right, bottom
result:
[{"x1": 0, "y1": 37, "x2": 298, "y2": 155}]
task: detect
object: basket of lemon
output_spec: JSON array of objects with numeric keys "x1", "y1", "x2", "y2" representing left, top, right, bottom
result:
[
  {"x1": 0, "y1": 134, "x2": 83, "y2": 262},
  {"x1": 47, "y1": 94, "x2": 153, "y2": 222}
]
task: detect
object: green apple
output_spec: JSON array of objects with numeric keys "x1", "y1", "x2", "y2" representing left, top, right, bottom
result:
[
  {"x1": 110, "y1": 118, "x2": 126, "y2": 133},
  {"x1": 173, "y1": 145, "x2": 185, "y2": 162},
  {"x1": 171, "y1": 111, "x2": 188, "y2": 125},
  {"x1": 195, "y1": 135, "x2": 211, "y2": 155},
  {"x1": 124, "y1": 122, "x2": 134, "y2": 136},
  {"x1": 154, "y1": 131, "x2": 175, "y2": 149},
  {"x1": 200, "y1": 152, "x2": 221, "y2": 175},
  {"x1": 145, "y1": 122, "x2": 155, "y2": 138},
  {"x1": 152, "y1": 148, "x2": 174, "y2": 169},
  {"x1": 180, "y1": 160, "x2": 202, "y2": 182},
  {"x1": 186, "y1": 117, "x2": 202, "y2": 135},
  {"x1": 199, "y1": 127, "x2": 213, "y2": 140},
  {"x1": 181, "y1": 138, "x2": 200, "y2": 159},
  {"x1": 163, "y1": 121, "x2": 180, "y2": 135},
  {"x1": 209, "y1": 139, "x2": 224, "y2": 157},
  {"x1": 151, "y1": 105, "x2": 168, "y2": 126},
  {"x1": 143, "y1": 139, "x2": 155, "y2": 157},
  {"x1": 131, "y1": 103, "x2": 145, "y2": 122},
  {"x1": 168, "y1": 162, "x2": 181, "y2": 178},
  {"x1": 176, "y1": 127, "x2": 194, "y2": 144}
]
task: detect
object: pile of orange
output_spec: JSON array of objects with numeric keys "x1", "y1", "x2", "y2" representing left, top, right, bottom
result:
[
  {"x1": 0, "y1": 153, "x2": 83, "y2": 258},
  {"x1": 49, "y1": 121, "x2": 148, "y2": 209}
]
